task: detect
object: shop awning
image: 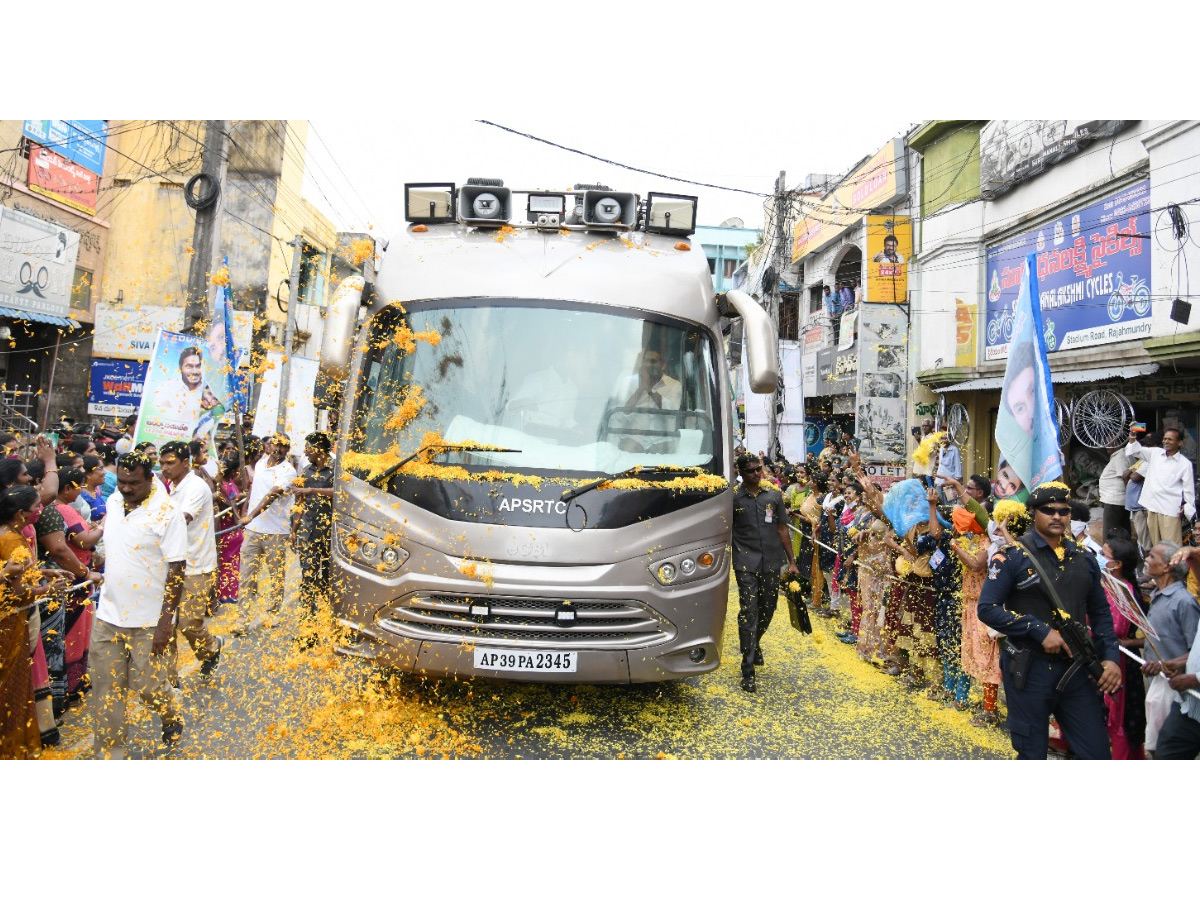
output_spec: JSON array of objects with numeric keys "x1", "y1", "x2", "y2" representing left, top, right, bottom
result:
[
  {"x1": 0, "y1": 306, "x2": 80, "y2": 330},
  {"x1": 934, "y1": 363, "x2": 1159, "y2": 393}
]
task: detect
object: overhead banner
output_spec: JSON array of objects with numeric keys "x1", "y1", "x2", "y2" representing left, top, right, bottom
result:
[
  {"x1": 88, "y1": 358, "x2": 148, "y2": 417},
  {"x1": 134, "y1": 330, "x2": 238, "y2": 449},
  {"x1": 28, "y1": 143, "x2": 99, "y2": 215},
  {"x1": 985, "y1": 179, "x2": 1150, "y2": 360},
  {"x1": 0, "y1": 206, "x2": 80, "y2": 317},
  {"x1": 854, "y1": 303, "x2": 909, "y2": 463},
  {"x1": 22, "y1": 120, "x2": 108, "y2": 175},
  {"x1": 980, "y1": 120, "x2": 1133, "y2": 198},
  {"x1": 792, "y1": 138, "x2": 907, "y2": 262},
  {"x1": 865, "y1": 215, "x2": 912, "y2": 304}
]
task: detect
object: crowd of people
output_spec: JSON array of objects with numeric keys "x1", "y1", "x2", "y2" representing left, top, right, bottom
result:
[
  {"x1": 0, "y1": 422, "x2": 334, "y2": 759},
  {"x1": 731, "y1": 422, "x2": 1200, "y2": 760}
]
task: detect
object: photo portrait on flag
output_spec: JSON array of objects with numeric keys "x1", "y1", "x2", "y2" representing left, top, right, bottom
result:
[{"x1": 994, "y1": 252, "x2": 1062, "y2": 500}]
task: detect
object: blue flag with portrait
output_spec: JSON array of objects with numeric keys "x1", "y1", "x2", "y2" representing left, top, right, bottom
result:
[{"x1": 995, "y1": 252, "x2": 1062, "y2": 501}]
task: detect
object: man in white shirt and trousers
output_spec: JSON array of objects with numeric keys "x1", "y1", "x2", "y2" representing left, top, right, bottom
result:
[
  {"x1": 1127, "y1": 428, "x2": 1196, "y2": 545},
  {"x1": 238, "y1": 433, "x2": 296, "y2": 623},
  {"x1": 90, "y1": 451, "x2": 188, "y2": 759},
  {"x1": 158, "y1": 441, "x2": 222, "y2": 683}
]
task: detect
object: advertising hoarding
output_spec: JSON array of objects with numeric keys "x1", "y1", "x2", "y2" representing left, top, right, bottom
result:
[
  {"x1": 0, "y1": 206, "x2": 80, "y2": 317},
  {"x1": 28, "y1": 143, "x2": 99, "y2": 215},
  {"x1": 979, "y1": 120, "x2": 1133, "y2": 198},
  {"x1": 984, "y1": 179, "x2": 1151, "y2": 360},
  {"x1": 854, "y1": 303, "x2": 909, "y2": 463},
  {"x1": 22, "y1": 120, "x2": 108, "y2": 175},
  {"x1": 88, "y1": 358, "x2": 148, "y2": 416},
  {"x1": 865, "y1": 215, "x2": 912, "y2": 304}
]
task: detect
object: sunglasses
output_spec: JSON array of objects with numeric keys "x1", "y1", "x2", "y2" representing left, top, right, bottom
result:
[
  {"x1": 741, "y1": 464, "x2": 763, "y2": 473},
  {"x1": 1036, "y1": 506, "x2": 1072, "y2": 517}
]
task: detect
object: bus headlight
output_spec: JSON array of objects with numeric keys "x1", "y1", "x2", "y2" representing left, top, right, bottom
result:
[
  {"x1": 335, "y1": 519, "x2": 409, "y2": 575},
  {"x1": 650, "y1": 545, "x2": 725, "y2": 587}
]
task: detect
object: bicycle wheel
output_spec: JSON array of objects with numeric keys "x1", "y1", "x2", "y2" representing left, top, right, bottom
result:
[
  {"x1": 823, "y1": 423, "x2": 840, "y2": 444},
  {"x1": 1053, "y1": 397, "x2": 1071, "y2": 449},
  {"x1": 1133, "y1": 285, "x2": 1150, "y2": 316},
  {"x1": 1072, "y1": 389, "x2": 1131, "y2": 449},
  {"x1": 803, "y1": 422, "x2": 820, "y2": 447},
  {"x1": 1107, "y1": 291, "x2": 1124, "y2": 322},
  {"x1": 947, "y1": 403, "x2": 970, "y2": 449}
]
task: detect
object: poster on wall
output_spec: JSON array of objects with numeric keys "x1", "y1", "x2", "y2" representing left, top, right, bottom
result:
[
  {"x1": 22, "y1": 121, "x2": 108, "y2": 175},
  {"x1": 985, "y1": 179, "x2": 1150, "y2": 361},
  {"x1": 0, "y1": 207, "x2": 80, "y2": 318},
  {"x1": 865, "y1": 215, "x2": 912, "y2": 304},
  {"x1": 134, "y1": 330, "x2": 238, "y2": 449},
  {"x1": 854, "y1": 303, "x2": 909, "y2": 462},
  {"x1": 88, "y1": 359, "x2": 148, "y2": 417}
]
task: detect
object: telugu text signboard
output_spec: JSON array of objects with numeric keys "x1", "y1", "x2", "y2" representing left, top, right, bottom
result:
[
  {"x1": 88, "y1": 358, "x2": 148, "y2": 417},
  {"x1": 22, "y1": 120, "x2": 108, "y2": 175},
  {"x1": 791, "y1": 138, "x2": 907, "y2": 262},
  {"x1": 984, "y1": 179, "x2": 1151, "y2": 360},
  {"x1": 28, "y1": 143, "x2": 99, "y2": 215}
]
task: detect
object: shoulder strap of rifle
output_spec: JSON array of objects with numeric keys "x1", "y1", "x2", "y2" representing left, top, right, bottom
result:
[{"x1": 1017, "y1": 532, "x2": 1072, "y2": 617}]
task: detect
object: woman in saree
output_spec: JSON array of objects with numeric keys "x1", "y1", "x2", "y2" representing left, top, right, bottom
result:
[
  {"x1": 0, "y1": 486, "x2": 65, "y2": 755},
  {"x1": 1099, "y1": 536, "x2": 1147, "y2": 760},
  {"x1": 215, "y1": 453, "x2": 246, "y2": 609},
  {"x1": 950, "y1": 506, "x2": 992, "y2": 718}
]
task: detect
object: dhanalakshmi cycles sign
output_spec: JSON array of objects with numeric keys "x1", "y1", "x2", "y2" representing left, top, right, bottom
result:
[{"x1": 984, "y1": 179, "x2": 1151, "y2": 360}]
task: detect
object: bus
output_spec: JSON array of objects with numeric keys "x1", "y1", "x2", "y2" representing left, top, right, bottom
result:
[{"x1": 318, "y1": 178, "x2": 778, "y2": 682}]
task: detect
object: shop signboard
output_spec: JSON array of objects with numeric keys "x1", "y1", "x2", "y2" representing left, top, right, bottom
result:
[
  {"x1": 791, "y1": 138, "x2": 907, "y2": 262},
  {"x1": 88, "y1": 358, "x2": 148, "y2": 417},
  {"x1": 22, "y1": 120, "x2": 108, "y2": 175},
  {"x1": 93, "y1": 302, "x2": 255, "y2": 360},
  {"x1": 984, "y1": 179, "x2": 1151, "y2": 361},
  {"x1": 0, "y1": 206, "x2": 79, "y2": 317},
  {"x1": 28, "y1": 143, "x2": 99, "y2": 214},
  {"x1": 814, "y1": 345, "x2": 857, "y2": 397},
  {"x1": 979, "y1": 120, "x2": 1133, "y2": 198},
  {"x1": 854, "y1": 303, "x2": 909, "y2": 462},
  {"x1": 865, "y1": 215, "x2": 912, "y2": 304}
]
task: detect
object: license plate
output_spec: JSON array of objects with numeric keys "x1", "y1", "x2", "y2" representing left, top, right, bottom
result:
[{"x1": 473, "y1": 648, "x2": 578, "y2": 673}]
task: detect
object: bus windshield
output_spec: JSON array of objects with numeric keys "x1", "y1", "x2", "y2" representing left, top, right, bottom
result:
[{"x1": 350, "y1": 300, "x2": 722, "y2": 476}]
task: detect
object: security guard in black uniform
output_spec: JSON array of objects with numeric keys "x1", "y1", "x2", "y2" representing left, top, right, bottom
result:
[
  {"x1": 978, "y1": 482, "x2": 1123, "y2": 759},
  {"x1": 731, "y1": 452, "x2": 799, "y2": 693}
]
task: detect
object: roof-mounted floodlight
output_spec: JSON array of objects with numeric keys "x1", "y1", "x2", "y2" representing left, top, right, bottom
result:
[
  {"x1": 458, "y1": 177, "x2": 512, "y2": 227},
  {"x1": 582, "y1": 190, "x2": 638, "y2": 230},
  {"x1": 645, "y1": 192, "x2": 698, "y2": 236},
  {"x1": 405, "y1": 183, "x2": 456, "y2": 224}
]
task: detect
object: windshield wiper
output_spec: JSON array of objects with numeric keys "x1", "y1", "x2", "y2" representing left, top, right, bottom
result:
[
  {"x1": 559, "y1": 465, "x2": 701, "y2": 504},
  {"x1": 368, "y1": 443, "x2": 520, "y2": 487}
]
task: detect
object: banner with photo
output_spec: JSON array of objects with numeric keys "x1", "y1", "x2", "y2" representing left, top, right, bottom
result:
[
  {"x1": 854, "y1": 303, "x2": 909, "y2": 463},
  {"x1": 133, "y1": 329, "x2": 238, "y2": 451},
  {"x1": 865, "y1": 215, "x2": 912, "y2": 304}
]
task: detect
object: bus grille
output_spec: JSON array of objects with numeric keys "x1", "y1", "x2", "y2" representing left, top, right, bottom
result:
[{"x1": 378, "y1": 594, "x2": 673, "y2": 648}]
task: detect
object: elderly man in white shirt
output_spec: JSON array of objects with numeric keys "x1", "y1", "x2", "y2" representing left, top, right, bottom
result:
[
  {"x1": 611, "y1": 348, "x2": 682, "y2": 452},
  {"x1": 158, "y1": 441, "x2": 222, "y2": 684},
  {"x1": 1098, "y1": 443, "x2": 1131, "y2": 539},
  {"x1": 90, "y1": 451, "x2": 188, "y2": 759},
  {"x1": 238, "y1": 433, "x2": 297, "y2": 623},
  {"x1": 1127, "y1": 427, "x2": 1196, "y2": 545}
]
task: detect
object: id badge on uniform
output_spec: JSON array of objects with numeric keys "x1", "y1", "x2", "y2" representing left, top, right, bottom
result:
[
  {"x1": 930, "y1": 548, "x2": 946, "y2": 569},
  {"x1": 765, "y1": 505, "x2": 774, "y2": 524}
]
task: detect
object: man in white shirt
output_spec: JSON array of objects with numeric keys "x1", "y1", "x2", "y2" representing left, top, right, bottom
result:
[
  {"x1": 1098, "y1": 444, "x2": 1130, "y2": 539},
  {"x1": 90, "y1": 451, "x2": 188, "y2": 759},
  {"x1": 611, "y1": 348, "x2": 682, "y2": 451},
  {"x1": 114, "y1": 414, "x2": 137, "y2": 456},
  {"x1": 158, "y1": 441, "x2": 222, "y2": 683},
  {"x1": 239, "y1": 433, "x2": 296, "y2": 621},
  {"x1": 934, "y1": 434, "x2": 962, "y2": 486},
  {"x1": 1127, "y1": 428, "x2": 1196, "y2": 545}
]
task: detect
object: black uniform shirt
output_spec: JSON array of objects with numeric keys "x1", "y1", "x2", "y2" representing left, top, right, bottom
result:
[
  {"x1": 731, "y1": 484, "x2": 788, "y2": 573},
  {"x1": 295, "y1": 463, "x2": 333, "y2": 543},
  {"x1": 977, "y1": 530, "x2": 1119, "y2": 662}
]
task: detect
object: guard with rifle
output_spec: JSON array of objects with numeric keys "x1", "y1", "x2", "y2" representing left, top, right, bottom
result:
[{"x1": 977, "y1": 481, "x2": 1122, "y2": 759}]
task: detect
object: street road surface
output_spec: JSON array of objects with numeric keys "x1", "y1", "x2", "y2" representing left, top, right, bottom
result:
[{"x1": 46, "y1": 578, "x2": 1012, "y2": 760}]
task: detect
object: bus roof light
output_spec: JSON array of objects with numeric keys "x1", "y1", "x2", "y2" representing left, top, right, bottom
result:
[
  {"x1": 645, "y1": 193, "x2": 698, "y2": 236},
  {"x1": 404, "y1": 182, "x2": 456, "y2": 224}
]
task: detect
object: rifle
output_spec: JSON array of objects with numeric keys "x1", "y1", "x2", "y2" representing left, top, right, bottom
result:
[{"x1": 1018, "y1": 534, "x2": 1106, "y2": 692}]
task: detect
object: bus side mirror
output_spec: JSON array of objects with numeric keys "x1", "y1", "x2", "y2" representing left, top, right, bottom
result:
[{"x1": 724, "y1": 289, "x2": 779, "y2": 394}]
